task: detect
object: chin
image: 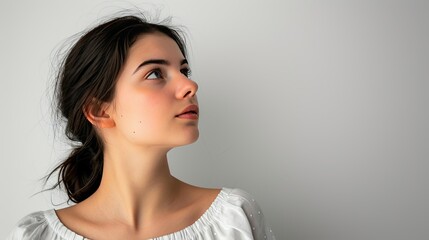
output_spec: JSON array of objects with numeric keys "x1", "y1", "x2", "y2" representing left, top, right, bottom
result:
[{"x1": 176, "y1": 130, "x2": 199, "y2": 146}]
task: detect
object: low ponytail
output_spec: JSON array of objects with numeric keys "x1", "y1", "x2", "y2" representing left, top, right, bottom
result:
[
  {"x1": 45, "y1": 118, "x2": 104, "y2": 203},
  {"x1": 59, "y1": 130, "x2": 103, "y2": 203},
  {"x1": 43, "y1": 14, "x2": 188, "y2": 203}
]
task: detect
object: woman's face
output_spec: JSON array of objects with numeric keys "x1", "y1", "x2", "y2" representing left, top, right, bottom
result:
[{"x1": 104, "y1": 32, "x2": 199, "y2": 149}]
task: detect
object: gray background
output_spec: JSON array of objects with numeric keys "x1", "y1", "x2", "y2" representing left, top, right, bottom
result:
[{"x1": 1, "y1": 0, "x2": 428, "y2": 239}]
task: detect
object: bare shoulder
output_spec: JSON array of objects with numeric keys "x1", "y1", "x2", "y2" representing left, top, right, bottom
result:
[
  {"x1": 178, "y1": 183, "x2": 222, "y2": 205},
  {"x1": 54, "y1": 204, "x2": 97, "y2": 238}
]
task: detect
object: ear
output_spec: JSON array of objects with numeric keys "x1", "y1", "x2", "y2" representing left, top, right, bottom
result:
[{"x1": 83, "y1": 99, "x2": 115, "y2": 128}]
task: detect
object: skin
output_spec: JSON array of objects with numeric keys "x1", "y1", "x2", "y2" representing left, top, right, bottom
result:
[{"x1": 55, "y1": 32, "x2": 221, "y2": 239}]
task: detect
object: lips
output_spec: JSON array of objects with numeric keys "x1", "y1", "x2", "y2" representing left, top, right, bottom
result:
[{"x1": 176, "y1": 104, "x2": 199, "y2": 119}]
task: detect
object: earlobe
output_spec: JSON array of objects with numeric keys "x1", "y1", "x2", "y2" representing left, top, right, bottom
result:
[{"x1": 83, "y1": 100, "x2": 116, "y2": 128}]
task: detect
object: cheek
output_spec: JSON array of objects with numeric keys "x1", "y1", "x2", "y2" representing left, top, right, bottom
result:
[
  {"x1": 136, "y1": 97, "x2": 168, "y2": 127},
  {"x1": 115, "y1": 90, "x2": 172, "y2": 138}
]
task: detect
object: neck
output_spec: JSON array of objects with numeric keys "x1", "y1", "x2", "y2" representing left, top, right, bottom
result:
[{"x1": 87, "y1": 144, "x2": 182, "y2": 229}]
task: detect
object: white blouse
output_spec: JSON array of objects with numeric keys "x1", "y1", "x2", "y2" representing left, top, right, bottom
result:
[{"x1": 7, "y1": 188, "x2": 276, "y2": 240}]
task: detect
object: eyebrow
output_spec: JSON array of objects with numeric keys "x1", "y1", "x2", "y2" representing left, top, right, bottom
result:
[{"x1": 133, "y1": 59, "x2": 188, "y2": 74}]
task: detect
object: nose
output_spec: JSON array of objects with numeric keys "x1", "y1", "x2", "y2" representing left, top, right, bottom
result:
[{"x1": 176, "y1": 74, "x2": 198, "y2": 99}]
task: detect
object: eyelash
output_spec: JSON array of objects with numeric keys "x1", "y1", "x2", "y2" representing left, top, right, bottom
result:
[
  {"x1": 147, "y1": 68, "x2": 163, "y2": 80},
  {"x1": 146, "y1": 67, "x2": 192, "y2": 80},
  {"x1": 181, "y1": 68, "x2": 192, "y2": 78}
]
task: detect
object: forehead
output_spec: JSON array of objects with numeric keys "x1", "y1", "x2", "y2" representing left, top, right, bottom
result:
[{"x1": 127, "y1": 32, "x2": 185, "y2": 63}]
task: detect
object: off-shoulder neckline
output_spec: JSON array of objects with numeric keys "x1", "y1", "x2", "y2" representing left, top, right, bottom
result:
[{"x1": 44, "y1": 187, "x2": 230, "y2": 240}]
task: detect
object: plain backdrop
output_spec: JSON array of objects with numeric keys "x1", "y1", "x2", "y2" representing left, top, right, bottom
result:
[{"x1": 1, "y1": 0, "x2": 428, "y2": 239}]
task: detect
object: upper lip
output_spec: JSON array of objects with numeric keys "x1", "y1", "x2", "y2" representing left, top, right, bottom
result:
[{"x1": 176, "y1": 104, "x2": 199, "y2": 117}]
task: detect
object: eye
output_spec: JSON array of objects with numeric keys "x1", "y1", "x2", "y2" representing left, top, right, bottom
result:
[
  {"x1": 147, "y1": 69, "x2": 163, "y2": 80},
  {"x1": 181, "y1": 67, "x2": 192, "y2": 78}
]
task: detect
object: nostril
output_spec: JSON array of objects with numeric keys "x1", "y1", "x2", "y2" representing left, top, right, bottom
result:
[{"x1": 183, "y1": 90, "x2": 193, "y2": 98}]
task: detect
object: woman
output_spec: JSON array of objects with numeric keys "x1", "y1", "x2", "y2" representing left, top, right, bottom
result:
[{"x1": 8, "y1": 14, "x2": 275, "y2": 240}]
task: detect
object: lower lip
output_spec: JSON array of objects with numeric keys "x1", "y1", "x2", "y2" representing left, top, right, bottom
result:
[{"x1": 176, "y1": 113, "x2": 199, "y2": 120}]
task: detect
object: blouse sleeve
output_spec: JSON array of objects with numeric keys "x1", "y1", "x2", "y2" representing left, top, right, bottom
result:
[
  {"x1": 7, "y1": 211, "x2": 49, "y2": 240},
  {"x1": 228, "y1": 188, "x2": 276, "y2": 240}
]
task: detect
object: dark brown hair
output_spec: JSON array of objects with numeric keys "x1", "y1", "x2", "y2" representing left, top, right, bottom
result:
[{"x1": 44, "y1": 14, "x2": 188, "y2": 203}]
